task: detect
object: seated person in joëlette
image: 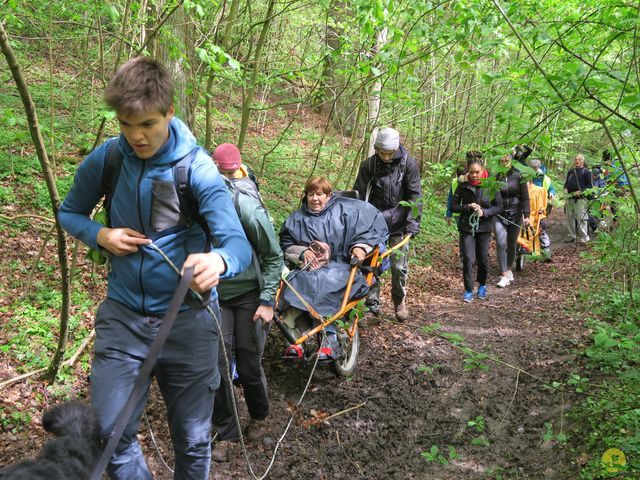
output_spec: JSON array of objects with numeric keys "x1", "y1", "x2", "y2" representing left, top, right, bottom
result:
[{"x1": 278, "y1": 176, "x2": 388, "y2": 361}]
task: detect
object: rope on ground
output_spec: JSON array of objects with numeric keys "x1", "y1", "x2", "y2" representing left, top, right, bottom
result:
[
  {"x1": 491, "y1": 369, "x2": 520, "y2": 437},
  {"x1": 143, "y1": 410, "x2": 174, "y2": 475},
  {"x1": 149, "y1": 243, "x2": 321, "y2": 480}
]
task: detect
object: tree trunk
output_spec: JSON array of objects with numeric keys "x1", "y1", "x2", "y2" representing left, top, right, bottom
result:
[
  {"x1": 0, "y1": 20, "x2": 71, "y2": 384},
  {"x1": 237, "y1": 0, "x2": 276, "y2": 149},
  {"x1": 363, "y1": 27, "x2": 389, "y2": 159}
]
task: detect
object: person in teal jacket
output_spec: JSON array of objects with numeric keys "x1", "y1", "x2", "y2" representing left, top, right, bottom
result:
[
  {"x1": 211, "y1": 151, "x2": 284, "y2": 462},
  {"x1": 58, "y1": 57, "x2": 251, "y2": 480}
]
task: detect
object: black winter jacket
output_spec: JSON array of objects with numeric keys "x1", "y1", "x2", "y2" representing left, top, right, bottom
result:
[
  {"x1": 497, "y1": 165, "x2": 530, "y2": 223},
  {"x1": 353, "y1": 145, "x2": 423, "y2": 236},
  {"x1": 451, "y1": 183, "x2": 503, "y2": 234},
  {"x1": 564, "y1": 166, "x2": 593, "y2": 195}
]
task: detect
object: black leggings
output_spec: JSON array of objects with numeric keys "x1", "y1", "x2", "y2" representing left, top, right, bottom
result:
[{"x1": 460, "y1": 231, "x2": 491, "y2": 292}]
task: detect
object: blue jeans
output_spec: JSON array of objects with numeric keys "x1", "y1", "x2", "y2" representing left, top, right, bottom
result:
[{"x1": 91, "y1": 299, "x2": 220, "y2": 480}]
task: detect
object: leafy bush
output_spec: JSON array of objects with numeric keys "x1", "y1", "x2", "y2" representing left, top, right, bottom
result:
[{"x1": 569, "y1": 209, "x2": 640, "y2": 478}]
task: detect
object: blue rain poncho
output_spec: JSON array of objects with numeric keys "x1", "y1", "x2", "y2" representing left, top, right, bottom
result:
[{"x1": 279, "y1": 195, "x2": 389, "y2": 317}]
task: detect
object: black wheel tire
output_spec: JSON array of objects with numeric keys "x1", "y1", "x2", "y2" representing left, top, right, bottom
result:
[
  {"x1": 331, "y1": 326, "x2": 360, "y2": 377},
  {"x1": 516, "y1": 252, "x2": 525, "y2": 272}
]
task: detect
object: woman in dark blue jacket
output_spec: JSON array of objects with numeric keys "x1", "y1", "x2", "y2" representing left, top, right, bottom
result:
[{"x1": 451, "y1": 159, "x2": 503, "y2": 302}]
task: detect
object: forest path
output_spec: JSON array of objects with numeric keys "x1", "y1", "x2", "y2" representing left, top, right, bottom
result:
[
  {"x1": 0, "y1": 210, "x2": 588, "y2": 479},
  {"x1": 144, "y1": 213, "x2": 589, "y2": 479}
]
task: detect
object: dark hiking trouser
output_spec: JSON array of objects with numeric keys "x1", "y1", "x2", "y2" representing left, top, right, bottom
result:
[
  {"x1": 91, "y1": 298, "x2": 219, "y2": 480},
  {"x1": 213, "y1": 290, "x2": 269, "y2": 441},
  {"x1": 461, "y1": 231, "x2": 491, "y2": 292}
]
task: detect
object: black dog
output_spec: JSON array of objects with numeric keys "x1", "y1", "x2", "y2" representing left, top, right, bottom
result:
[{"x1": 0, "y1": 401, "x2": 102, "y2": 479}]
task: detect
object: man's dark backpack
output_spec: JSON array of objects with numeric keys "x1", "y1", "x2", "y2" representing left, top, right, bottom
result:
[{"x1": 91, "y1": 140, "x2": 262, "y2": 285}]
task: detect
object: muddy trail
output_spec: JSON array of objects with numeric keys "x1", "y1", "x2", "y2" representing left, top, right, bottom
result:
[
  {"x1": 0, "y1": 215, "x2": 590, "y2": 479},
  {"x1": 140, "y1": 216, "x2": 588, "y2": 479}
]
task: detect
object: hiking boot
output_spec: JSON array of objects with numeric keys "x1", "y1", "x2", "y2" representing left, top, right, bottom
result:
[
  {"x1": 244, "y1": 419, "x2": 268, "y2": 442},
  {"x1": 367, "y1": 304, "x2": 382, "y2": 318},
  {"x1": 394, "y1": 300, "x2": 409, "y2": 322},
  {"x1": 212, "y1": 440, "x2": 238, "y2": 462},
  {"x1": 477, "y1": 285, "x2": 487, "y2": 300},
  {"x1": 463, "y1": 291, "x2": 474, "y2": 303},
  {"x1": 363, "y1": 304, "x2": 381, "y2": 325},
  {"x1": 496, "y1": 276, "x2": 510, "y2": 288}
]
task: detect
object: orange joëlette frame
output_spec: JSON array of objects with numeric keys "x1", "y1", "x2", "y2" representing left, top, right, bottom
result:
[{"x1": 275, "y1": 235, "x2": 411, "y2": 346}]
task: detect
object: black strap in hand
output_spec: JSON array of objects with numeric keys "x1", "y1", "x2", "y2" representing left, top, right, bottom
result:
[{"x1": 90, "y1": 266, "x2": 195, "y2": 480}]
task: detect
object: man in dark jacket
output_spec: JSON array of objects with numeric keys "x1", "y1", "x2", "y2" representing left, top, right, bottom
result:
[
  {"x1": 563, "y1": 153, "x2": 593, "y2": 244},
  {"x1": 354, "y1": 127, "x2": 422, "y2": 322}
]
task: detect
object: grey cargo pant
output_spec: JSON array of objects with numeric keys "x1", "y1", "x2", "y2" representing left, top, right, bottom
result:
[
  {"x1": 366, "y1": 235, "x2": 410, "y2": 308},
  {"x1": 91, "y1": 298, "x2": 219, "y2": 480}
]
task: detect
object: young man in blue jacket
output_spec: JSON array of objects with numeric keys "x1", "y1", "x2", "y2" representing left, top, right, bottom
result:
[{"x1": 58, "y1": 57, "x2": 251, "y2": 479}]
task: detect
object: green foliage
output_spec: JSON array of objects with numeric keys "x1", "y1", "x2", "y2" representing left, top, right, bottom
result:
[
  {"x1": 467, "y1": 415, "x2": 485, "y2": 433},
  {"x1": 0, "y1": 406, "x2": 32, "y2": 433},
  {"x1": 0, "y1": 287, "x2": 94, "y2": 372},
  {"x1": 422, "y1": 323, "x2": 490, "y2": 371},
  {"x1": 543, "y1": 422, "x2": 567, "y2": 445},
  {"x1": 420, "y1": 444, "x2": 459, "y2": 465},
  {"x1": 565, "y1": 211, "x2": 640, "y2": 478},
  {"x1": 470, "y1": 436, "x2": 491, "y2": 447}
]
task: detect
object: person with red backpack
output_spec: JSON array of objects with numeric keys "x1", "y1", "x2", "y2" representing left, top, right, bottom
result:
[{"x1": 210, "y1": 148, "x2": 284, "y2": 462}]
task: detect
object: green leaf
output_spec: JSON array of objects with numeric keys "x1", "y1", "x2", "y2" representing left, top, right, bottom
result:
[
  {"x1": 227, "y1": 58, "x2": 242, "y2": 71},
  {"x1": 101, "y1": 110, "x2": 117, "y2": 121},
  {"x1": 471, "y1": 436, "x2": 490, "y2": 447},
  {"x1": 594, "y1": 333, "x2": 618, "y2": 348}
]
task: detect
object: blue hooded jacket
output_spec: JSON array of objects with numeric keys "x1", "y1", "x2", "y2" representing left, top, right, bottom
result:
[{"x1": 58, "y1": 117, "x2": 251, "y2": 315}]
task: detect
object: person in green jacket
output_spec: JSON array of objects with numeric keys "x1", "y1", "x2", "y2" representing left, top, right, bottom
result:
[{"x1": 211, "y1": 149, "x2": 284, "y2": 462}]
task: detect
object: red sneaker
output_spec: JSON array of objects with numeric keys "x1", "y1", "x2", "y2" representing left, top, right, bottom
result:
[{"x1": 283, "y1": 344, "x2": 304, "y2": 360}]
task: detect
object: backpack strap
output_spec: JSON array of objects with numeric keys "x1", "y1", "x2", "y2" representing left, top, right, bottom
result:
[
  {"x1": 172, "y1": 149, "x2": 211, "y2": 241},
  {"x1": 365, "y1": 156, "x2": 377, "y2": 203},
  {"x1": 102, "y1": 139, "x2": 124, "y2": 214},
  {"x1": 224, "y1": 178, "x2": 265, "y2": 290},
  {"x1": 175, "y1": 153, "x2": 263, "y2": 291}
]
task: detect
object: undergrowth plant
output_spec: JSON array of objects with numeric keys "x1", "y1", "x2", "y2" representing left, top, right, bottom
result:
[{"x1": 569, "y1": 209, "x2": 640, "y2": 479}]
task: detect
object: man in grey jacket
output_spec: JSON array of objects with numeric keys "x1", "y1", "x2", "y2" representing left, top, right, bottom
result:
[{"x1": 354, "y1": 128, "x2": 423, "y2": 322}]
